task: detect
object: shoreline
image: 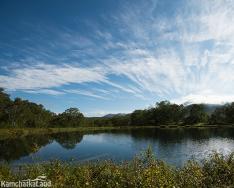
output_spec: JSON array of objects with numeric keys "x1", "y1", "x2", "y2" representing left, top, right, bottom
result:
[{"x1": 0, "y1": 124, "x2": 233, "y2": 140}]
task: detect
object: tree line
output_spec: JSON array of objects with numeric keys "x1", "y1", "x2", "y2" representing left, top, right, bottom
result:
[{"x1": 0, "y1": 89, "x2": 234, "y2": 128}]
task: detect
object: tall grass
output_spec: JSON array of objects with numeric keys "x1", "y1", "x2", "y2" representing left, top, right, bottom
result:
[{"x1": 0, "y1": 149, "x2": 233, "y2": 187}]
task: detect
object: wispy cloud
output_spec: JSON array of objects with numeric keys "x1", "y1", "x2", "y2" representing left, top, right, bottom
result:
[
  {"x1": 24, "y1": 89, "x2": 65, "y2": 95},
  {"x1": 64, "y1": 89, "x2": 108, "y2": 100},
  {"x1": 0, "y1": 0, "x2": 234, "y2": 105},
  {"x1": 0, "y1": 63, "x2": 108, "y2": 90},
  {"x1": 100, "y1": 0, "x2": 234, "y2": 103}
]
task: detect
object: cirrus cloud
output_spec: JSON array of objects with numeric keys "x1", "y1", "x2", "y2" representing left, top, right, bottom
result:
[{"x1": 0, "y1": 0, "x2": 234, "y2": 106}]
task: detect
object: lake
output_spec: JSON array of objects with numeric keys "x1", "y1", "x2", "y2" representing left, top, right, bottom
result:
[{"x1": 1, "y1": 127, "x2": 234, "y2": 167}]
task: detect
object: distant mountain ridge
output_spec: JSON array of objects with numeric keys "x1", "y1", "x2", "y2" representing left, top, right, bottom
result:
[{"x1": 103, "y1": 113, "x2": 127, "y2": 118}]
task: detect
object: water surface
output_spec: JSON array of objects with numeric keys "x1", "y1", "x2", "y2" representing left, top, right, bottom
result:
[{"x1": 1, "y1": 127, "x2": 234, "y2": 167}]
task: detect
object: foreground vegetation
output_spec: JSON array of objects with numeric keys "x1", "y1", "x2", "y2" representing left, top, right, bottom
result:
[
  {"x1": 1, "y1": 88, "x2": 234, "y2": 128},
  {"x1": 0, "y1": 150, "x2": 233, "y2": 188}
]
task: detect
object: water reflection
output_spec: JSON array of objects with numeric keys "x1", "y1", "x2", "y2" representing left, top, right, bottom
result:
[
  {"x1": 0, "y1": 131, "x2": 83, "y2": 162},
  {"x1": 0, "y1": 135, "x2": 51, "y2": 162},
  {"x1": 52, "y1": 132, "x2": 83, "y2": 149},
  {"x1": 0, "y1": 127, "x2": 233, "y2": 167}
]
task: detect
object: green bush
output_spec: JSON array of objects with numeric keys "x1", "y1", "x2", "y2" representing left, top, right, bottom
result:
[{"x1": 0, "y1": 151, "x2": 233, "y2": 188}]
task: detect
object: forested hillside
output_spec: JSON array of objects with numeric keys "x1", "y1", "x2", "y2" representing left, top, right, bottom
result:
[{"x1": 0, "y1": 89, "x2": 234, "y2": 128}]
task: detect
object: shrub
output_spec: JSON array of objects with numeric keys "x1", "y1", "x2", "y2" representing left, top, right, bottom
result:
[{"x1": 0, "y1": 151, "x2": 233, "y2": 187}]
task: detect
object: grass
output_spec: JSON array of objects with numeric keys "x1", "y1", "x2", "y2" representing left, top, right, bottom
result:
[
  {"x1": 0, "y1": 149, "x2": 233, "y2": 188},
  {"x1": 0, "y1": 126, "x2": 141, "y2": 140},
  {"x1": 0, "y1": 124, "x2": 233, "y2": 140}
]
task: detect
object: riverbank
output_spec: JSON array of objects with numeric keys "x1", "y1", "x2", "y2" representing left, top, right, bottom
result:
[
  {"x1": 0, "y1": 124, "x2": 233, "y2": 140},
  {"x1": 0, "y1": 151, "x2": 233, "y2": 188}
]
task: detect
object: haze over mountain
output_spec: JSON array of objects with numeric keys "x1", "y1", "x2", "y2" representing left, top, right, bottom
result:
[{"x1": 103, "y1": 113, "x2": 127, "y2": 118}]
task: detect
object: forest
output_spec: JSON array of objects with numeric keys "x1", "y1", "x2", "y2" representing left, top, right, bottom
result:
[{"x1": 0, "y1": 88, "x2": 234, "y2": 128}]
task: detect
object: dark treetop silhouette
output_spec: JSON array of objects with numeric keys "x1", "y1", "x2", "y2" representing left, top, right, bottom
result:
[{"x1": 0, "y1": 88, "x2": 234, "y2": 128}]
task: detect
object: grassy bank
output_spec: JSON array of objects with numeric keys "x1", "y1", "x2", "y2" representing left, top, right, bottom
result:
[
  {"x1": 0, "y1": 150, "x2": 233, "y2": 188},
  {"x1": 0, "y1": 125, "x2": 233, "y2": 140},
  {"x1": 0, "y1": 127, "x2": 118, "y2": 140},
  {"x1": 0, "y1": 126, "x2": 145, "y2": 140}
]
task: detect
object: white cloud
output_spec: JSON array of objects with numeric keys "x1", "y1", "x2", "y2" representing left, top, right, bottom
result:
[
  {"x1": 173, "y1": 94, "x2": 234, "y2": 105},
  {"x1": 0, "y1": 63, "x2": 108, "y2": 90},
  {"x1": 23, "y1": 89, "x2": 65, "y2": 95},
  {"x1": 64, "y1": 89, "x2": 108, "y2": 100},
  {"x1": 101, "y1": 0, "x2": 234, "y2": 103},
  {"x1": 1, "y1": 0, "x2": 234, "y2": 105}
]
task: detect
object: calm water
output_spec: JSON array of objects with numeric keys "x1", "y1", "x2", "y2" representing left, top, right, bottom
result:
[{"x1": 1, "y1": 127, "x2": 234, "y2": 167}]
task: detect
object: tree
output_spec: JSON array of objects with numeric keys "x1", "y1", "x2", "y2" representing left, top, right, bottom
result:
[
  {"x1": 210, "y1": 103, "x2": 234, "y2": 125},
  {"x1": 152, "y1": 101, "x2": 185, "y2": 125},
  {"x1": 51, "y1": 107, "x2": 84, "y2": 127},
  {"x1": 209, "y1": 107, "x2": 226, "y2": 124},
  {"x1": 110, "y1": 114, "x2": 130, "y2": 126},
  {"x1": 5, "y1": 98, "x2": 53, "y2": 127},
  {"x1": 0, "y1": 89, "x2": 54, "y2": 128},
  {"x1": 131, "y1": 110, "x2": 146, "y2": 126},
  {"x1": 225, "y1": 102, "x2": 234, "y2": 124},
  {"x1": 0, "y1": 88, "x2": 12, "y2": 126},
  {"x1": 63, "y1": 108, "x2": 84, "y2": 118},
  {"x1": 184, "y1": 104, "x2": 208, "y2": 125},
  {"x1": 0, "y1": 88, "x2": 11, "y2": 107}
]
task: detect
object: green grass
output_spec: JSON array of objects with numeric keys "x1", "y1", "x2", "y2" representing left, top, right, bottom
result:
[
  {"x1": 0, "y1": 149, "x2": 233, "y2": 188},
  {"x1": 0, "y1": 125, "x2": 233, "y2": 140},
  {"x1": 0, "y1": 126, "x2": 139, "y2": 140}
]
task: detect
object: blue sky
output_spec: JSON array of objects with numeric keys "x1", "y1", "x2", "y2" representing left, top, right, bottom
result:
[{"x1": 0, "y1": 0, "x2": 234, "y2": 116}]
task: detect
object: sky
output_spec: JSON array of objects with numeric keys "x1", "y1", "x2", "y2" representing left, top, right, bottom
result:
[{"x1": 0, "y1": 0, "x2": 234, "y2": 116}]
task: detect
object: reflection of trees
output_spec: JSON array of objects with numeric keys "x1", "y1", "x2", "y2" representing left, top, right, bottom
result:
[
  {"x1": 79, "y1": 127, "x2": 234, "y2": 144},
  {"x1": 1, "y1": 128, "x2": 233, "y2": 162},
  {"x1": 0, "y1": 131, "x2": 84, "y2": 161},
  {"x1": 0, "y1": 134, "x2": 51, "y2": 161},
  {"x1": 52, "y1": 132, "x2": 83, "y2": 149},
  {"x1": 127, "y1": 127, "x2": 234, "y2": 144}
]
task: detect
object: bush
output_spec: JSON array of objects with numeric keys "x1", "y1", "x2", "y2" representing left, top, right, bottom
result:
[{"x1": 0, "y1": 151, "x2": 233, "y2": 187}]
